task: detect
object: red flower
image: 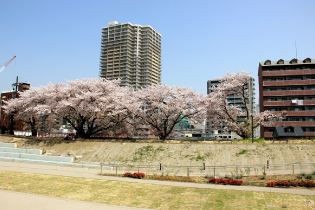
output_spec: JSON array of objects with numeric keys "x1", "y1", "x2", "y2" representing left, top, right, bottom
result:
[
  {"x1": 209, "y1": 178, "x2": 242, "y2": 185},
  {"x1": 124, "y1": 172, "x2": 145, "y2": 179},
  {"x1": 266, "y1": 182, "x2": 276, "y2": 187},
  {"x1": 123, "y1": 172, "x2": 133, "y2": 177}
]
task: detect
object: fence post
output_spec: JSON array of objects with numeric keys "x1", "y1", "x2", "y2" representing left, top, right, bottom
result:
[
  {"x1": 264, "y1": 165, "x2": 265, "y2": 175},
  {"x1": 116, "y1": 166, "x2": 118, "y2": 175},
  {"x1": 203, "y1": 163, "x2": 205, "y2": 170},
  {"x1": 187, "y1": 167, "x2": 190, "y2": 180},
  {"x1": 292, "y1": 164, "x2": 294, "y2": 175},
  {"x1": 159, "y1": 163, "x2": 161, "y2": 170},
  {"x1": 100, "y1": 163, "x2": 103, "y2": 179},
  {"x1": 214, "y1": 166, "x2": 216, "y2": 177}
]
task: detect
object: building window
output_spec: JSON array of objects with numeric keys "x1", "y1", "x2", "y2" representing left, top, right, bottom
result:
[
  {"x1": 264, "y1": 60, "x2": 271, "y2": 65},
  {"x1": 290, "y1": 58, "x2": 297, "y2": 64},
  {"x1": 277, "y1": 59, "x2": 284, "y2": 64},
  {"x1": 303, "y1": 58, "x2": 311, "y2": 63},
  {"x1": 284, "y1": 127, "x2": 294, "y2": 132}
]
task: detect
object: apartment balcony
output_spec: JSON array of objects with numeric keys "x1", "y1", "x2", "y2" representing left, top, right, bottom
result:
[
  {"x1": 264, "y1": 131, "x2": 315, "y2": 138},
  {"x1": 264, "y1": 122, "x2": 315, "y2": 127},
  {"x1": 264, "y1": 132, "x2": 273, "y2": 138},
  {"x1": 286, "y1": 111, "x2": 314, "y2": 116},
  {"x1": 263, "y1": 80, "x2": 315, "y2": 86},
  {"x1": 264, "y1": 100, "x2": 315, "y2": 106},
  {"x1": 305, "y1": 132, "x2": 315, "y2": 137},
  {"x1": 263, "y1": 90, "x2": 314, "y2": 96},
  {"x1": 263, "y1": 69, "x2": 315, "y2": 77}
]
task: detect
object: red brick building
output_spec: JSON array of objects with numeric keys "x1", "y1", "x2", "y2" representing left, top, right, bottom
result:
[
  {"x1": 0, "y1": 83, "x2": 30, "y2": 134},
  {"x1": 258, "y1": 58, "x2": 315, "y2": 139}
]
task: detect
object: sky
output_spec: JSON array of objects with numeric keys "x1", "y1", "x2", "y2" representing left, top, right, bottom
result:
[{"x1": 1, "y1": 0, "x2": 314, "y2": 103}]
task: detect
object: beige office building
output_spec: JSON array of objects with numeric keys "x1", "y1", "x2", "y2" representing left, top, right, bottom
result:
[{"x1": 99, "y1": 21, "x2": 161, "y2": 89}]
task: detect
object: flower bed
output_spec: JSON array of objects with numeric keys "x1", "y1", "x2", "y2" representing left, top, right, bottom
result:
[
  {"x1": 266, "y1": 180, "x2": 315, "y2": 188},
  {"x1": 209, "y1": 178, "x2": 243, "y2": 185},
  {"x1": 123, "y1": 172, "x2": 145, "y2": 179}
]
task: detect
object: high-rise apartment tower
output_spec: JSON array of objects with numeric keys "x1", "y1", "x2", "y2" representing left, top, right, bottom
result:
[{"x1": 99, "y1": 21, "x2": 161, "y2": 89}]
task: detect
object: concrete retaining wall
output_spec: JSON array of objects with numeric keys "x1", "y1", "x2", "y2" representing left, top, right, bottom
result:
[{"x1": 0, "y1": 143, "x2": 17, "y2": 148}]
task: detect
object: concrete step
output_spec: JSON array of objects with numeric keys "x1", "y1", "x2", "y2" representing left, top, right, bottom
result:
[
  {"x1": 0, "y1": 142, "x2": 17, "y2": 148},
  {"x1": 0, "y1": 152, "x2": 73, "y2": 163},
  {"x1": 0, "y1": 147, "x2": 42, "y2": 155}
]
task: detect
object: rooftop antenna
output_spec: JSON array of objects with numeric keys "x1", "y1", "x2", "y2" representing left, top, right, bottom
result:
[{"x1": 295, "y1": 40, "x2": 298, "y2": 60}]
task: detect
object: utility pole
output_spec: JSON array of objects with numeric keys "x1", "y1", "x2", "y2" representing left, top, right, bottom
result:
[{"x1": 9, "y1": 76, "x2": 19, "y2": 135}]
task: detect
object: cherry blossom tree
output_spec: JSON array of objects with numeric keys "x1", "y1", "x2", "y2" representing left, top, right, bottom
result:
[
  {"x1": 206, "y1": 70, "x2": 286, "y2": 139},
  {"x1": 137, "y1": 84, "x2": 206, "y2": 140},
  {"x1": 3, "y1": 86, "x2": 50, "y2": 136},
  {"x1": 44, "y1": 78, "x2": 140, "y2": 138},
  {"x1": 3, "y1": 78, "x2": 140, "y2": 138}
]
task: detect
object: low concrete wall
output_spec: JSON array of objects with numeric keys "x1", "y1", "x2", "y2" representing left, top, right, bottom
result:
[
  {"x1": 0, "y1": 143, "x2": 17, "y2": 148},
  {"x1": 0, "y1": 152, "x2": 73, "y2": 163},
  {"x1": 0, "y1": 152, "x2": 21, "y2": 158},
  {"x1": 0, "y1": 147, "x2": 42, "y2": 155}
]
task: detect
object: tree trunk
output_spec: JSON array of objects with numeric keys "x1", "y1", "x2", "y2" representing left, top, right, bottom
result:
[
  {"x1": 31, "y1": 124, "x2": 37, "y2": 137},
  {"x1": 1, "y1": 126, "x2": 8, "y2": 134},
  {"x1": 76, "y1": 128, "x2": 92, "y2": 139},
  {"x1": 9, "y1": 115, "x2": 15, "y2": 135},
  {"x1": 31, "y1": 117, "x2": 37, "y2": 137},
  {"x1": 31, "y1": 129, "x2": 37, "y2": 137}
]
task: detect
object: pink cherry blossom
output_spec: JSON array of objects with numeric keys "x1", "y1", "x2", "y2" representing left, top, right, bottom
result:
[
  {"x1": 206, "y1": 70, "x2": 285, "y2": 139},
  {"x1": 137, "y1": 84, "x2": 206, "y2": 140}
]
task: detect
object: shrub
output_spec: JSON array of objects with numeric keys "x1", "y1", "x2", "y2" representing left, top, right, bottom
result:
[
  {"x1": 235, "y1": 174, "x2": 244, "y2": 180},
  {"x1": 123, "y1": 172, "x2": 133, "y2": 177},
  {"x1": 123, "y1": 172, "x2": 145, "y2": 179},
  {"x1": 133, "y1": 172, "x2": 145, "y2": 179},
  {"x1": 290, "y1": 181, "x2": 299, "y2": 187},
  {"x1": 306, "y1": 175, "x2": 313, "y2": 180},
  {"x1": 304, "y1": 180, "x2": 315, "y2": 187},
  {"x1": 266, "y1": 182, "x2": 276, "y2": 187}
]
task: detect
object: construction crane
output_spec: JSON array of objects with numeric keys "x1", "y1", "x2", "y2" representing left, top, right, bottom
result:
[{"x1": 0, "y1": 55, "x2": 16, "y2": 74}]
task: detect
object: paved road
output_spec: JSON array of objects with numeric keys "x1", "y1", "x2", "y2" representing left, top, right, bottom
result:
[
  {"x1": 0, "y1": 190, "x2": 152, "y2": 210},
  {"x1": 0, "y1": 160, "x2": 314, "y2": 196}
]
